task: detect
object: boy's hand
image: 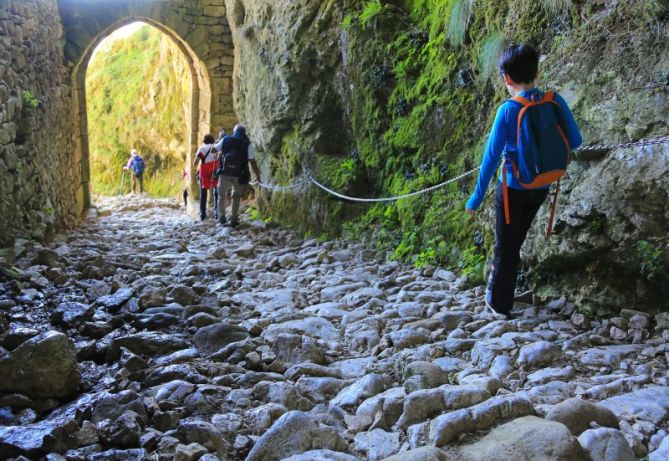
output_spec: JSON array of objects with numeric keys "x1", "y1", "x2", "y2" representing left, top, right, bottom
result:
[{"x1": 465, "y1": 207, "x2": 477, "y2": 216}]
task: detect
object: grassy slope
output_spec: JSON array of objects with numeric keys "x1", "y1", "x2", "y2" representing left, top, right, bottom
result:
[{"x1": 86, "y1": 25, "x2": 191, "y2": 198}]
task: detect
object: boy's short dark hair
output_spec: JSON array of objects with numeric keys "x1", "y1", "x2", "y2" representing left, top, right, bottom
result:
[
  {"x1": 498, "y1": 44, "x2": 539, "y2": 85},
  {"x1": 204, "y1": 134, "x2": 215, "y2": 144}
]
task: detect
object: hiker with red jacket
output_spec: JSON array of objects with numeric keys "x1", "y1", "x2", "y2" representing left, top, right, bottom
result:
[
  {"x1": 194, "y1": 134, "x2": 220, "y2": 221},
  {"x1": 466, "y1": 44, "x2": 582, "y2": 319}
]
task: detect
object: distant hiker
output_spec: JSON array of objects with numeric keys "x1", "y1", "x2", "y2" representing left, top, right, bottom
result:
[
  {"x1": 123, "y1": 149, "x2": 145, "y2": 194},
  {"x1": 214, "y1": 124, "x2": 261, "y2": 227},
  {"x1": 194, "y1": 134, "x2": 220, "y2": 221},
  {"x1": 182, "y1": 168, "x2": 189, "y2": 208},
  {"x1": 465, "y1": 44, "x2": 582, "y2": 319}
]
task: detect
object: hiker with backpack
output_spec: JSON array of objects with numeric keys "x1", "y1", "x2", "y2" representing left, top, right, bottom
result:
[
  {"x1": 123, "y1": 149, "x2": 145, "y2": 194},
  {"x1": 194, "y1": 134, "x2": 220, "y2": 221},
  {"x1": 214, "y1": 124, "x2": 261, "y2": 227},
  {"x1": 465, "y1": 44, "x2": 582, "y2": 319}
]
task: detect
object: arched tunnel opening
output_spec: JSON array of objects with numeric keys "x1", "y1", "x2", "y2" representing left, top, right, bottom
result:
[
  {"x1": 70, "y1": 16, "x2": 219, "y2": 212},
  {"x1": 85, "y1": 21, "x2": 193, "y2": 198}
]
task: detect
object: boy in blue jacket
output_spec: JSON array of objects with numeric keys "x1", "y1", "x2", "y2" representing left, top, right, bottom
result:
[{"x1": 466, "y1": 44, "x2": 583, "y2": 318}]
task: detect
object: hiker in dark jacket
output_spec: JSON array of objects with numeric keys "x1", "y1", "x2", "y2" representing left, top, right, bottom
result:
[{"x1": 214, "y1": 124, "x2": 261, "y2": 227}]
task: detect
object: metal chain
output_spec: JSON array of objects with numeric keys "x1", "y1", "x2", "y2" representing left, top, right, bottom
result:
[
  {"x1": 308, "y1": 167, "x2": 481, "y2": 203},
  {"x1": 251, "y1": 178, "x2": 309, "y2": 191},
  {"x1": 253, "y1": 136, "x2": 669, "y2": 203},
  {"x1": 574, "y1": 136, "x2": 669, "y2": 152}
]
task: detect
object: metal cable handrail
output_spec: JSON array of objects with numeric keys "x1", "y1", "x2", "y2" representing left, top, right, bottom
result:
[{"x1": 252, "y1": 136, "x2": 669, "y2": 202}]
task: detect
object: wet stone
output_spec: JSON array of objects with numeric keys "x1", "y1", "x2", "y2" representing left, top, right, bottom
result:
[
  {"x1": 51, "y1": 302, "x2": 94, "y2": 326},
  {"x1": 96, "y1": 287, "x2": 133, "y2": 311},
  {"x1": 193, "y1": 322, "x2": 249, "y2": 355},
  {"x1": 0, "y1": 331, "x2": 80, "y2": 399}
]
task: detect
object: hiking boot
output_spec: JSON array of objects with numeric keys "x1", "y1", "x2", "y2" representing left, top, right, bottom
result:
[
  {"x1": 219, "y1": 217, "x2": 227, "y2": 225},
  {"x1": 223, "y1": 221, "x2": 238, "y2": 228},
  {"x1": 484, "y1": 290, "x2": 510, "y2": 320}
]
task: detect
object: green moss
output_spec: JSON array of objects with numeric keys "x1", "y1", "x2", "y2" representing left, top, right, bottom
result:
[
  {"x1": 588, "y1": 215, "x2": 606, "y2": 234},
  {"x1": 22, "y1": 90, "x2": 39, "y2": 108},
  {"x1": 360, "y1": 0, "x2": 383, "y2": 29}
]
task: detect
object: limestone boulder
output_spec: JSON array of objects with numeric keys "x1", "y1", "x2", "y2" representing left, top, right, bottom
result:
[
  {"x1": 650, "y1": 435, "x2": 669, "y2": 461},
  {"x1": 0, "y1": 331, "x2": 80, "y2": 399},
  {"x1": 0, "y1": 415, "x2": 79, "y2": 458},
  {"x1": 283, "y1": 450, "x2": 358, "y2": 461},
  {"x1": 193, "y1": 323, "x2": 249, "y2": 355},
  {"x1": 381, "y1": 447, "x2": 455, "y2": 461},
  {"x1": 545, "y1": 398, "x2": 619, "y2": 435},
  {"x1": 458, "y1": 416, "x2": 589, "y2": 461},
  {"x1": 245, "y1": 411, "x2": 347, "y2": 461},
  {"x1": 578, "y1": 428, "x2": 635, "y2": 461},
  {"x1": 353, "y1": 429, "x2": 401, "y2": 461},
  {"x1": 517, "y1": 341, "x2": 563, "y2": 368}
]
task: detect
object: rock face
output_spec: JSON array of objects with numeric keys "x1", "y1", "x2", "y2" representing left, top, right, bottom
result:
[
  {"x1": 224, "y1": 0, "x2": 344, "y2": 160},
  {"x1": 224, "y1": 0, "x2": 350, "y2": 233},
  {"x1": 224, "y1": 0, "x2": 669, "y2": 313},
  {"x1": 0, "y1": 331, "x2": 80, "y2": 399}
]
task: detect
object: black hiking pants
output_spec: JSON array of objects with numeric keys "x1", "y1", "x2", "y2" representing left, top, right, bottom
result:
[
  {"x1": 488, "y1": 182, "x2": 548, "y2": 314},
  {"x1": 199, "y1": 187, "x2": 219, "y2": 220}
]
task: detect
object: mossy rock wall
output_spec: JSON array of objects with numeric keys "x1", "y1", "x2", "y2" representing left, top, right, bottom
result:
[{"x1": 229, "y1": 0, "x2": 669, "y2": 313}]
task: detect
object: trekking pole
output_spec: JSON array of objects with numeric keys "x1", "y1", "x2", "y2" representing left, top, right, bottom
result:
[{"x1": 118, "y1": 171, "x2": 126, "y2": 196}]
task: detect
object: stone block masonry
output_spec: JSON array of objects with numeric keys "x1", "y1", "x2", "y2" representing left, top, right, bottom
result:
[
  {"x1": 0, "y1": 0, "x2": 80, "y2": 246},
  {"x1": 0, "y1": 0, "x2": 238, "y2": 245}
]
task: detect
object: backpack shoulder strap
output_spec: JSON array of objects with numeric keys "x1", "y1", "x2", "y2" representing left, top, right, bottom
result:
[{"x1": 509, "y1": 95, "x2": 532, "y2": 107}]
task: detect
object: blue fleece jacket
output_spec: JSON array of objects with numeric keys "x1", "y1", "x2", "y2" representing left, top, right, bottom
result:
[{"x1": 466, "y1": 88, "x2": 583, "y2": 210}]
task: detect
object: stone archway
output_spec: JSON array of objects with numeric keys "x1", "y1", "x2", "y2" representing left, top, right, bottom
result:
[{"x1": 58, "y1": 0, "x2": 236, "y2": 210}]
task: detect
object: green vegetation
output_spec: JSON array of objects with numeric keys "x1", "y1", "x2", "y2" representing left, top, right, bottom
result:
[
  {"x1": 86, "y1": 24, "x2": 191, "y2": 198},
  {"x1": 448, "y1": 0, "x2": 476, "y2": 47},
  {"x1": 360, "y1": 1, "x2": 384, "y2": 29},
  {"x1": 541, "y1": 0, "x2": 573, "y2": 15},
  {"x1": 270, "y1": 0, "x2": 566, "y2": 279},
  {"x1": 22, "y1": 90, "x2": 39, "y2": 108},
  {"x1": 477, "y1": 33, "x2": 505, "y2": 82},
  {"x1": 637, "y1": 240, "x2": 666, "y2": 281},
  {"x1": 588, "y1": 215, "x2": 606, "y2": 234}
]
